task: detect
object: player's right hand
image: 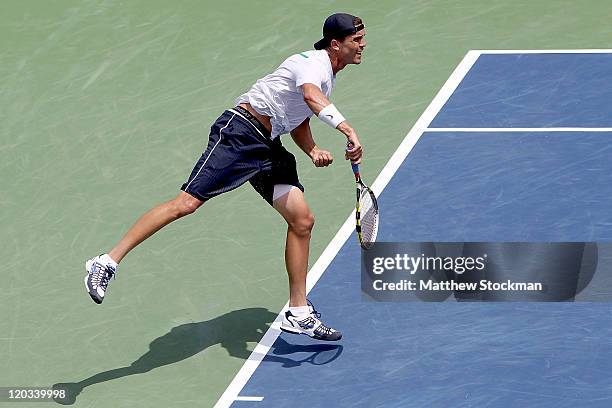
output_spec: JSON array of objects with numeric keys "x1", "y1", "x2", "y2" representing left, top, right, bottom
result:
[{"x1": 345, "y1": 135, "x2": 363, "y2": 164}]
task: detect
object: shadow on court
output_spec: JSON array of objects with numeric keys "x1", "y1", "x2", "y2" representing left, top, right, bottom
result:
[
  {"x1": 52, "y1": 308, "x2": 344, "y2": 405},
  {"x1": 52, "y1": 308, "x2": 276, "y2": 405},
  {"x1": 266, "y1": 337, "x2": 344, "y2": 367}
]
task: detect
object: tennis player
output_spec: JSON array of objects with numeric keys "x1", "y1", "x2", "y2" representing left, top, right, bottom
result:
[{"x1": 85, "y1": 13, "x2": 366, "y2": 341}]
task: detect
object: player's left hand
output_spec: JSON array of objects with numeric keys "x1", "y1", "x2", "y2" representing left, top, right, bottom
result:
[{"x1": 310, "y1": 147, "x2": 334, "y2": 167}]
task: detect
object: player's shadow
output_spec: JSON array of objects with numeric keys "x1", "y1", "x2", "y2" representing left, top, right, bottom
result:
[
  {"x1": 266, "y1": 337, "x2": 344, "y2": 367},
  {"x1": 52, "y1": 308, "x2": 277, "y2": 405}
]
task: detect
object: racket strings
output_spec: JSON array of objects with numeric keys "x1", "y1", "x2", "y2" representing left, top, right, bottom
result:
[{"x1": 359, "y1": 190, "x2": 378, "y2": 244}]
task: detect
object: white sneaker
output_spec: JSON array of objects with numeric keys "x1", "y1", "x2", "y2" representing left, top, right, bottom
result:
[
  {"x1": 280, "y1": 301, "x2": 342, "y2": 341},
  {"x1": 84, "y1": 255, "x2": 116, "y2": 304}
]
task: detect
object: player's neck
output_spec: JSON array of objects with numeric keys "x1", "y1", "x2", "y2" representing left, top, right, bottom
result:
[{"x1": 326, "y1": 50, "x2": 347, "y2": 75}]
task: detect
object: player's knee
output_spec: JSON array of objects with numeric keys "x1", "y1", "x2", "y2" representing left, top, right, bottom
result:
[
  {"x1": 172, "y1": 194, "x2": 203, "y2": 218},
  {"x1": 290, "y1": 212, "x2": 315, "y2": 237}
]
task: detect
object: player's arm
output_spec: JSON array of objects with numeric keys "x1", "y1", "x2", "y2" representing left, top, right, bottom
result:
[
  {"x1": 301, "y1": 83, "x2": 363, "y2": 164},
  {"x1": 290, "y1": 117, "x2": 333, "y2": 167}
]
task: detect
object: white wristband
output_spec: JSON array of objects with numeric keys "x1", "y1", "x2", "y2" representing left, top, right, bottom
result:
[{"x1": 318, "y1": 104, "x2": 346, "y2": 129}]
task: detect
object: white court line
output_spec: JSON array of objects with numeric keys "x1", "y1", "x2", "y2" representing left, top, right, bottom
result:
[
  {"x1": 234, "y1": 397, "x2": 264, "y2": 402},
  {"x1": 475, "y1": 49, "x2": 612, "y2": 54},
  {"x1": 213, "y1": 49, "x2": 481, "y2": 408},
  {"x1": 429, "y1": 49, "x2": 612, "y2": 134},
  {"x1": 427, "y1": 128, "x2": 612, "y2": 132}
]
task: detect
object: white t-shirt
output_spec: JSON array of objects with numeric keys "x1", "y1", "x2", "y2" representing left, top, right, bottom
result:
[{"x1": 235, "y1": 50, "x2": 335, "y2": 139}]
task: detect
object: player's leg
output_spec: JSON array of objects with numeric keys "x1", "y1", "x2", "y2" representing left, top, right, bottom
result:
[
  {"x1": 108, "y1": 191, "x2": 204, "y2": 264},
  {"x1": 84, "y1": 110, "x2": 248, "y2": 304},
  {"x1": 272, "y1": 185, "x2": 314, "y2": 308},
  {"x1": 85, "y1": 191, "x2": 204, "y2": 304},
  {"x1": 272, "y1": 186, "x2": 342, "y2": 341}
]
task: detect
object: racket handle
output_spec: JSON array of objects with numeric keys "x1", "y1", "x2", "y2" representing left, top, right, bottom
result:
[{"x1": 346, "y1": 142, "x2": 361, "y2": 178}]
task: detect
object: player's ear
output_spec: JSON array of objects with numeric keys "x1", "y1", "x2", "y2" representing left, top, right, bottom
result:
[{"x1": 330, "y1": 38, "x2": 341, "y2": 51}]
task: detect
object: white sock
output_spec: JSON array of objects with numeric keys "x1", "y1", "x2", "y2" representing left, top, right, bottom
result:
[
  {"x1": 289, "y1": 306, "x2": 310, "y2": 318},
  {"x1": 100, "y1": 254, "x2": 118, "y2": 269}
]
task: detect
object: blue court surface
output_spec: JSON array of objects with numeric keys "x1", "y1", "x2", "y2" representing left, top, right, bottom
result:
[{"x1": 220, "y1": 51, "x2": 612, "y2": 407}]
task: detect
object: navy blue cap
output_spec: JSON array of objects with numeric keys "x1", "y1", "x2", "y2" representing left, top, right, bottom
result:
[{"x1": 314, "y1": 13, "x2": 364, "y2": 50}]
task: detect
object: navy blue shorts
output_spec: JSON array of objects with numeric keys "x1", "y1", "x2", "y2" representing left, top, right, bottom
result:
[{"x1": 181, "y1": 109, "x2": 304, "y2": 205}]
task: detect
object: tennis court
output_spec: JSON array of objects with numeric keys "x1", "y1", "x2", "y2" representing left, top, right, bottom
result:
[
  {"x1": 2, "y1": 2, "x2": 612, "y2": 407},
  {"x1": 220, "y1": 50, "x2": 612, "y2": 407}
]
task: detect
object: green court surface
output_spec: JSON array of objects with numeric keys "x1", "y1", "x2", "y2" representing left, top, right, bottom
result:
[{"x1": 2, "y1": 1, "x2": 611, "y2": 406}]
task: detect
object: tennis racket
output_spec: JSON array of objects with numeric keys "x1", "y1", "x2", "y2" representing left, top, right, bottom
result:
[{"x1": 347, "y1": 144, "x2": 379, "y2": 249}]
